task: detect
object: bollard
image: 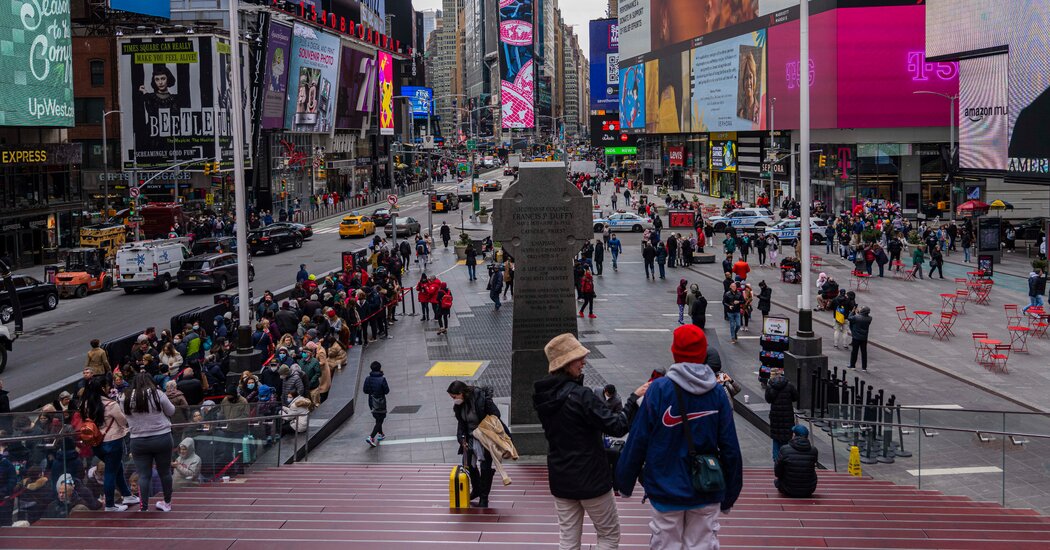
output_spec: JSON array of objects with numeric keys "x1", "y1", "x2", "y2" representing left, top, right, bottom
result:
[
  {"x1": 860, "y1": 427, "x2": 879, "y2": 464},
  {"x1": 878, "y1": 400, "x2": 896, "y2": 463},
  {"x1": 848, "y1": 445, "x2": 863, "y2": 477},
  {"x1": 893, "y1": 402, "x2": 913, "y2": 457}
]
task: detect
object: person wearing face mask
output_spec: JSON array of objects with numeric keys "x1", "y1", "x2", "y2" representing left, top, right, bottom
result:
[
  {"x1": 212, "y1": 314, "x2": 229, "y2": 340},
  {"x1": 259, "y1": 357, "x2": 284, "y2": 400},
  {"x1": 238, "y1": 373, "x2": 261, "y2": 403},
  {"x1": 533, "y1": 333, "x2": 649, "y2": 549},
  {"x1": 447, "y1": 380, "x2": 500, "y2": 508},
  {"x1": 299, "y1": 348, "x2": 321, "y2": 392}
]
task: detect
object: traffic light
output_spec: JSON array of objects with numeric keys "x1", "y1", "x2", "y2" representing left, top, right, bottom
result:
[
  {"x1": 818, "y1": 154, "x2": 827, "y2": 168},
  {"x1": 204, "y1": 162, "x2": 220, "y2": 175},
  {"x1": 280, "y1": 179, "x2": 287, "y2": 191},
  {"x1": 203, "y1": 162, "x2": 211, "y2": 176}
]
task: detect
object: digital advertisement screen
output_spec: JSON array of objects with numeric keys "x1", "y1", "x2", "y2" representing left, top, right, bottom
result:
[
  {"x1": 377, "y1": 51, "x2": 394, "y2": 135},
  {"x1": 110, "y1": 0, "x2": 171, "y2": 19},
  {"x1": 0, "y1": 1, "x2": 74, "y2": 127},
  {"x1": 335, "y1": 46, "x2": 376, "y2": 130},
  {"x1": 1006, "y1": 1, "x2": 1050, "y2": 176},
  {"x1": 710, "y1": 140, "x2": 737, "y2": 172},
  {"x1": 959, "y1": 55, "x2": 1008, "y2": 171},
  {"x1": 401, "y1": 86, "x2": 433, "y2": 119},
  {"x1": 590, "y1": 113, "x2": 638, "y2": 148},
  {"x1": 646, "y1": 51, "x2": 691, "y2": 134},
  {"x1": 261, "y1": 23, "x2": 293, "y2": 130},
  {"x1": 619, "y1": 63, "x2": 646, "y2": 129},
  {"x1": 836, "y1": 5, "x2": 958, "y2": 129},
  {"x1": 925, "y1": 0, "x2": 1008, "y2": 60},
  {"x1": 691, "y1": 30, "x2": 767, "y2": 133},
  {"x1": 499, "y1": 0, "x2": 535, "y2": 129},
  {"x1": 285, "y1": 24, "x2": 341, "y2": 134},
  {"x1": 619, "y1": 0, "x2": 772, "y2": 62},
  {"x1": 589, "y1": 19, "x2": 620, "y2": 111},
  {"x1": 766, "y1": 10, "x2": 837, "y2": 130}
]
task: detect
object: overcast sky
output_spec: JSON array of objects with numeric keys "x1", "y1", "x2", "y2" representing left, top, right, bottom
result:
[{"x1": 412, "y1": 0, "x2": 605, "y2": 57}]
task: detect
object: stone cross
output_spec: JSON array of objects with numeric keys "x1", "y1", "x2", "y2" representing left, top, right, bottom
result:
[{"x1": 493, "y1": 162, "x2": 593, "y2": 437}]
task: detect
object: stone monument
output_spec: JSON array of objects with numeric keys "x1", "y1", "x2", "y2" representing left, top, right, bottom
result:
[{"x1": 493, "y1": 162, "x2": 592, "y2": 454}]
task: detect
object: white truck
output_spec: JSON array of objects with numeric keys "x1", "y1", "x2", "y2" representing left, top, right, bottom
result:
[
  {"x1": 569, "y1": 160, "x2": 598, "y2": 176},
  {"x1": 116, "y1": 239, "x2": 192, "y2": 293}
]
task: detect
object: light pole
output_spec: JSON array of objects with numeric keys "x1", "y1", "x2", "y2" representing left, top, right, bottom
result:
[
  {"x1": 914, "y1": 90, "x2": 959, "y2": 220},
  {"x1": 768, "y1": 98, "x2": 776, "y2": 208},
  {"x1": 228, "y1": 0, "x2": 252, "y2": 334},
  {"x1": 799, "y1": 0, "x2": 815, "y2": 334},
  {"x1": 101, "y1": 110, "x2": 121, "y2": 218}
]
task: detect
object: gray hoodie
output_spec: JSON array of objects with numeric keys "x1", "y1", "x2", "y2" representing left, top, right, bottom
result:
[
  {"x1": 174, "y1": 437, "x2": 202, "y2": 481},
  {"x1": 665, "y1": 362, "x2": 719, "y2": 395}
]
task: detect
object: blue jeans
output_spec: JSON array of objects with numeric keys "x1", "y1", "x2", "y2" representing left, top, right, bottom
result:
[
  {"x1": 490, "y1": 291, "x2": 501, "y2": 309},
  {"x1": 826, "y1": 239, "x2": 833, "y2": 253},
  {"x1": 678, "y1": 304, "x2": 685, "y2": 324},
  {"x1": 467, "y1": 264, "x2": 476, "y2": 280},
  {"x1": 94, "y1": 438, "x2": 133, "y2": 507},
  {"x1": 727, "y1": 312, "x2": 741, "y2": 340},
  {"x1": 611, "y1": 253, "x2": 619, "y2": 269},
  {"x1": 1026, "y1": 295, "x2": 1044, "y2": 312},
  {"x1": 658, "y1": 261, "x2": 666, "y2": 279},
  {"x1": 772, "y1": 439, "x2": 784, "y2": 462},
  {"x1": 644, "y1": 260, "x2": 655, "y2": 279},
  {"x1": 963, "y1": 246, "x2": 971, "y2": 262}
]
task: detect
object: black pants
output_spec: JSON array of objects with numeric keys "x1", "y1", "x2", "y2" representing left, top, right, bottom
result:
[
  {"x1": 644, "y1": 260, "x2": 655, "y2": 278},
  {"x1": 420, "y1": 301, "x2": 429, "y2": 320},
  {"x1": 928, "y1": 263, "x2": 943, "y2": 278},
  {"x1": 468, "y1": 448, "x2": 495, "y2": 500},
  {"x1": 580, "y1": 295, "x2": 594, "y2": 315},
  {"x1": 370, "y1": 412, "x2": 386, "y2": 438},
  {"x1": 432, "y1": 302, "x2": 441, "y2": 320},
  {"x1": 437, "y1": 309, "x2": 449, "y2": 328},
  {"x1": 849, "y1": 339, "x2": 868, "y2": 370},
  {"x1": 595, "y1": 259, "x2": 603, "y2": 275},
  {"x1": 758, "y1": 249, "x2": 766, "y2": 265},
  {"x1": 131, "y1": 433, "x2": 174, "y2": 507}
]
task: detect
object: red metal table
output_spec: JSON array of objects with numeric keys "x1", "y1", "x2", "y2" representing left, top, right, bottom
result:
[
  {"x1": 1008, "y1": 325, "x2": 1031, "y2": 353},
  {"x1": 978, "y1": 338, "x2": 1001, "y2": 365},
  {"x1": 913, "y1": 311, "x2": 933, "y2": 333}
]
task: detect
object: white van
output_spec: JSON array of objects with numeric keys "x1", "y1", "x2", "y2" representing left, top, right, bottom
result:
[{"x1": 116, "y1": 239, "x2": 191, "y2": 293}]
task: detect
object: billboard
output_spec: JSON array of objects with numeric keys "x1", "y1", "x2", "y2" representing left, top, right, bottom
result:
[
  {"x1": 619, "y1": 0, "x2": 768, "y2": 62},
  {"x1": 619, "y1": 63, "x2": 646, "y2": 129},
  {"x1": 959, "y1": 55, "x2": 1008, "y2": 171},
  {"x1": 589, "y1": 19, "x2": 620, "y2": 111},
  {"x1": 925, "y1": 0, "x2": 1008, "y2": 60},
  {"x1": 110, "y1": 0, "x2": 171, "y2": 19},
  {"x1": 119, "y1": 36, "x2": 253, "y2": 171},
  {"x1": 591, "y1": 113, "x2": 637, "y2": 148},
  {"x1": 401, "y1": 86, "x2": 433, "y2": 118},
  {"x1": 499, "y1": 0, "x2": 535, "y2": 129},
  {"x1": 335, "y1": 46, "x2": 376, "y2": 130},
  {"x1": 285, "y1": 23, "x2": 341, "y2": 134},
  {"x1": 261, "y1": 22, "x2": 293, "y2": 129},
  {"x1": 766, "y1": 10, "x2": 837, "y2": 130},
  {"x1": 0, "y1": 0, "x2": 74, "y2": 127},
  {"x1": 837, "y1": 6, "x2": 958, "y2": 129},
  {"x1": 377, "y1": 51, "x2": 394, "y2": 135},
  {"x1": 1006, "y1": 1, "x2": 1050, "y2": 175},
  {"x1": 691, "y1": 30, "x2": 767, "y2": 133}
]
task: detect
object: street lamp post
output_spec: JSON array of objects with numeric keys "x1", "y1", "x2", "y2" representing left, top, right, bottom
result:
[
  {"x1": 101, "y1": 110, "x2": 121, "y2": 218},
  {"x1": 768, "y1": 97, "x2": 776, "y2": 208},
  {"x1": 914, "y1": 90, "x2": 959, "y2": 220},
  {"x1": 799, "y1": 0, "x2": 813, "y2": 328}
]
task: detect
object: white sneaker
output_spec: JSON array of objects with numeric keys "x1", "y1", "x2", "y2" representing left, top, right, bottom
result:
[
  {"x1": 155, "y1": 501, "x2": 172, "y2": 512},
  {"x1": 105, "y1": 504, "x2": 128, "y2": 512},
  {"x1": 121, "y1": 495, "x2": 140, "y2": 505}
]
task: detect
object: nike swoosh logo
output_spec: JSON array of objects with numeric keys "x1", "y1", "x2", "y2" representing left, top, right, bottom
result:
[{"x1": 662, "y1": 406, "x2": 718, "y2": 427}]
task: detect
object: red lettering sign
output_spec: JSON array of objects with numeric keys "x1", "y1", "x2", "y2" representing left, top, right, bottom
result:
[{"x1": 669, "y1": 146, "x2": 684, "y2": 167}]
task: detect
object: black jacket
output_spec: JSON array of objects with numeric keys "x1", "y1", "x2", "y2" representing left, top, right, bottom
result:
[
  {"x1": 764, "y1": 376, "x2": 798, "y2": 444},
  {"x1": 848, "y1": 312, "x2": 872, "y2": 341},
  {"x1": 774, "y1": 436, "x2": 819, "y2": 497},
  {"x1": 533, "y1": 372, "x2": 639, "y2": 500},
  {"x1": 1029, "y1": 274, "x2": 1047, "y2": 297},
  {"x1": 453, "y1": 387, "x2": 500, "y2": 448},
  {"x1": 690, "y1": 295, "x2": 708, "y2": 326},
  {"x1": 757, "y1": 287, "x2": 772, "y2": 314},
  {"x1": 275, "y1": 308, "x2": 300, "y2": 336}
]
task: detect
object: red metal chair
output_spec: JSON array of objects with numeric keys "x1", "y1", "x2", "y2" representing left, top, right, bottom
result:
[
  {"x1": 954, "y1": 289, "x2": 969, "y2": 314},
  {"x1": 896, "y1": 306, "x2": 915, "y2": 333},
  {"x1": 988, "y1": 343, "x2": 1012, "y2": 373},
  {"x1": 1005, "y1": 304, "x2": 1022, "y2": 326},
  {"x1": 933, "y1": 312, "x2": 955, "y2": 340},
  {"x1": 971, "y1": 332, "x2": 989, "y2": 363}
]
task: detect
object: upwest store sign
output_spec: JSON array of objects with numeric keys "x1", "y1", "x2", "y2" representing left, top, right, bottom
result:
[{"x1": 271, "y1": 0, "x2": 412, "y2": 56}]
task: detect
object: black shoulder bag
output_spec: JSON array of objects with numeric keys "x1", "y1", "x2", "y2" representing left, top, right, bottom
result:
[{"x1": 673, "y1": 382, "x2": 726, "y2": 493}]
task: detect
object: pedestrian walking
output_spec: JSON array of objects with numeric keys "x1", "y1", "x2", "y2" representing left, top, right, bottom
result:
[
  {"x1": 847, "y1": 306, "x2": 872, "y2": 370},
  {"x1": 741, "y1": 283, "x2": 755, "y2": 332},
  {"x1": 765, "y1": 368, "x2": 798, "y2": 462},
  {"x1": 615, "y1": 325, "x2": 743, "y2": 550},
  {"x1": 440, "y1": 221, "x2": 451, "y2": 248},
  {"x1": 416, "y1": 274, "x2": 431, "y2": 321},
  {"x1": 594, "y1": 240, "x2": 605, "y2": 276},
  {"x1": 1025, "y1": 268, "x2": 1047, "y2": 313},
  {"x1": 363, "y1": 362, "x2": 389, "y2": 446},
  {"x1": 723, "y1": 282, "x2": 743, "y2": 343},
  {"x1": 676, "y1": 279, "x2": 688, "y2": 324},
  {"x1": 124, "y1": 372, "x2": 176, "y2": 512},
  {"x1": 465, "y1": 245, "x2": 478, "y2": 281},
  {"x1": 643, "y1": 242, "x2": 657, "y2": 280},
  {"x1": 656, "y1": 241, "x2": 668, "y2": 279},
  {"x1": 688, "y1": 285, "x2": 707, "y2": 329},
  {"x1": 80, "y1": 376, "x2": 138, "y2": 512},
  {"x1": 534, "y1": 333, "x2": 647, "y2": 550},
  {"x1": 447, "y1": 381, "x2": 500, "y2": 508},
  {"x1": 608, "y1": 234, "x2": 622, "y2": 271},
  {"x1": 911, "y1": 244, "x2": 925, "y2": 280},
  {"x1": 489, "y1": 264, "x2": 504, "y2": 310},
  {"x1": 757, "y1": 280, "x2": 772, "y2": 319},
  {"x1": 755, "y1": 233, "x2": 768, "y2": 265},
  {"x1": 579, "y1": 266, "x2": 597, "y2": 319},
  {"x1": 502, "y1": 257, "x2": 515, "y2": 299},
  {"x1": 928, "y1": 247, "x2": 944, "y2": 279}
]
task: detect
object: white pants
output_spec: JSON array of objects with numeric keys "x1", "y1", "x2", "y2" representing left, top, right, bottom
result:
[
  {"x1": 553, "y1": 490, "x2": 620, "y2": 550},
  {"x1": 649, "y1": 503, "x2": 721, "y2": 550},
  {"x1": 833, "y1": 321, "x2": 850, "y2": 347}
]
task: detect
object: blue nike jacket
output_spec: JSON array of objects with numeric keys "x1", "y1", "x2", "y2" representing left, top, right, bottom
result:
[{"x1": 615, "y1": 362, "x2": 743, "y2": 511}]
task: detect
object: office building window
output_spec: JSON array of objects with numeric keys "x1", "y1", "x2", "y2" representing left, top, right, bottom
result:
[{"x1": 90, "y1": 59, "x2": 105, "y2": 87}]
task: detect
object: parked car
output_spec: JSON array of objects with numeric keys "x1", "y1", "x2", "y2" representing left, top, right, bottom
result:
[
  {"x1": 431, "y1": 192, "x2": 460, "y2": 212},
  {"x1": 339, "y1": 215, "x2": 376, "y2": 238},
  {"x1": 0, "y1": 275, "x2": 59, "y2": 324},
  {"x1": 371, "y1": 208, "x2": 393, "y2": 226},
  {"x1": 1014, "y1": 217, "x2": 1048, "y2": 241},
  {"x1": 177, "y1": 253, "x2": 255, "y2": 293},
  {"x1": 384, "y1": 216, "x2": 422, "y2": 237},
  {"x1": 708, "y1": 208, "x2": 776, "y2": 232},
  {"x1": 268, "y1": 221, "x2": 313, "y2": 239},
  {"x1": 593, "y1": 212, "x2": 654, "y2": 233},
  {"x1": 763, "y1": 218, "x2": 827, "y2": 245},
  {"x1": 116, "y1": 239, "x2": 192, "y2": 293},
  {"x1": 191, "y1": 236, "x2": 238, "y2": 256},
  {"x1": 503, "y1": 167, "x2": 516, "y2": 176},
  {"x1": 248, "y1": 226, "x2": 303, "y2": 255}
]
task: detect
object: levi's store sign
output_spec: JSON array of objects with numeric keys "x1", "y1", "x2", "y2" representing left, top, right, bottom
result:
[
  {"x1": 668, "y1": 146, "x2": 684, "y2": 167},
  {"x1": 271, "y1": 0, "x2": 411, "y2": 55}
]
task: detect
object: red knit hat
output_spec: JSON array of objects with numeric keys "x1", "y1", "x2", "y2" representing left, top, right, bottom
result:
[{"x1": 671, "y1": 325, "x2": 708, "y2": 364}]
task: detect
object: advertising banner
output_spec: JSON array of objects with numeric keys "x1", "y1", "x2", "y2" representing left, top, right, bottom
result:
[
  {"x1": 110, "y1": 0, "x2": 171, "y2": 19},
  {"x1": 261, "y1": 22, "x2": 293, "y2": 130},
  {"x1": 766, "y1": 11, "x2": 837, "y2": 130},
  {"x1": 499, "y1": 0, "x2": 535, "y2": 129},
  {"x1": 646, "y1": 50, "x2": 691, "y2": 133},
  {"x1": 960, "y1": 55, "x2": 1008, "y2": 171},
  {"x1": 1006, "y1": 1, "x2": 1050, "y2": 177},
  {"x1": 589, "y1": 19, "x2": 620, "y2": 111},
  {"x1": 401, "y1": 86, "x2": 433, "y2": 118},
  {"x1": 285, "y1": 23, "x2": 341, "y2": 134},
  {"x1": 619, "y1": 0, "x2": 767, "y2": 62},
  {"x1": 690, "y1": 30, "x2": 767, "y2": 133},
  {"x1": 619, "y1": 63, "x2": 646, "y2": 129},
  {"x1": 0, "y1": 1, "x2": 74, "y2": 127},
  {"x1": 618, "y1": 0, "x2": 650, "y2": 60},
  {"x1": 591, "y1": 113, "x2": 637, "y2": 148},
  {"x1": 119, "y1": 36, "x2": 253, "y2": 171},
  {"x1": 925, "y1": 0, "x2": 1008, "y2": 60},
  {"x1": 335, "y1": 46, "x2": 376, "y2": 130},
  {"x1": 215, "y1": 38, "x2": 255, "y2": 170},
  {"x1": 669, "y1": 146, "x2": 684, "y2": 166},
  {"x1": 710, "y1": 140, "x2": 737, "y2": 172},
  {"x1": 377, "y1": 51, "x2": 394, "y2": 135}
]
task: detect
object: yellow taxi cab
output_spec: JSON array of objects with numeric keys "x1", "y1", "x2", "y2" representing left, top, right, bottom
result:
[{"x1": 339, "y1": 215, "x2": 375, "y2": 238}]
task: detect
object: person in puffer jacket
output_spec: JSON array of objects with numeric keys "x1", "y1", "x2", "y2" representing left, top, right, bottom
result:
[
  {"x1": 615, "y1": 324, "x2": 743, "y2": 550},
  {"x1": 774, "y1": 425, "x2": 819, "y2": 498}
]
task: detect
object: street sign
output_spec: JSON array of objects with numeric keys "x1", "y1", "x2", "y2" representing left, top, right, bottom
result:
[
  {"x1": 604, "y1": 146, "x2": 638, "y2": 156},
  {"x1": 387, "y1": 194, "x2": 398, "y2": 206},
  {"x1": 129, "y1": 216, "x2": 143, "y2": 222},
  {"x1": 466, "y1": 139, "x2": 477, "y2": 151},
  {"x1": 129, "y1": 187, "x2": 139, "y2": 198}
]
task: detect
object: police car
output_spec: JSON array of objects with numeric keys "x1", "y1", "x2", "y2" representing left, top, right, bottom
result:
[
  {"x1": 763, "y1": 218, "x2": 828, "y2": 244},
  {"x1": 708, "y1": 208, "x2": 776, "y2": 232},
  {"x1": 593, "y1": 212, "x2": 655, "y2": 233}
]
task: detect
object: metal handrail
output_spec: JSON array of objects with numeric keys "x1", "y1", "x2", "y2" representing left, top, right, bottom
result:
[
  {"x1": 798, "y1": 415, "x2": 1050, "y2": 441},
  {"x1": 0, "y1": 412, "x2": 306, "y2": 445}
]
